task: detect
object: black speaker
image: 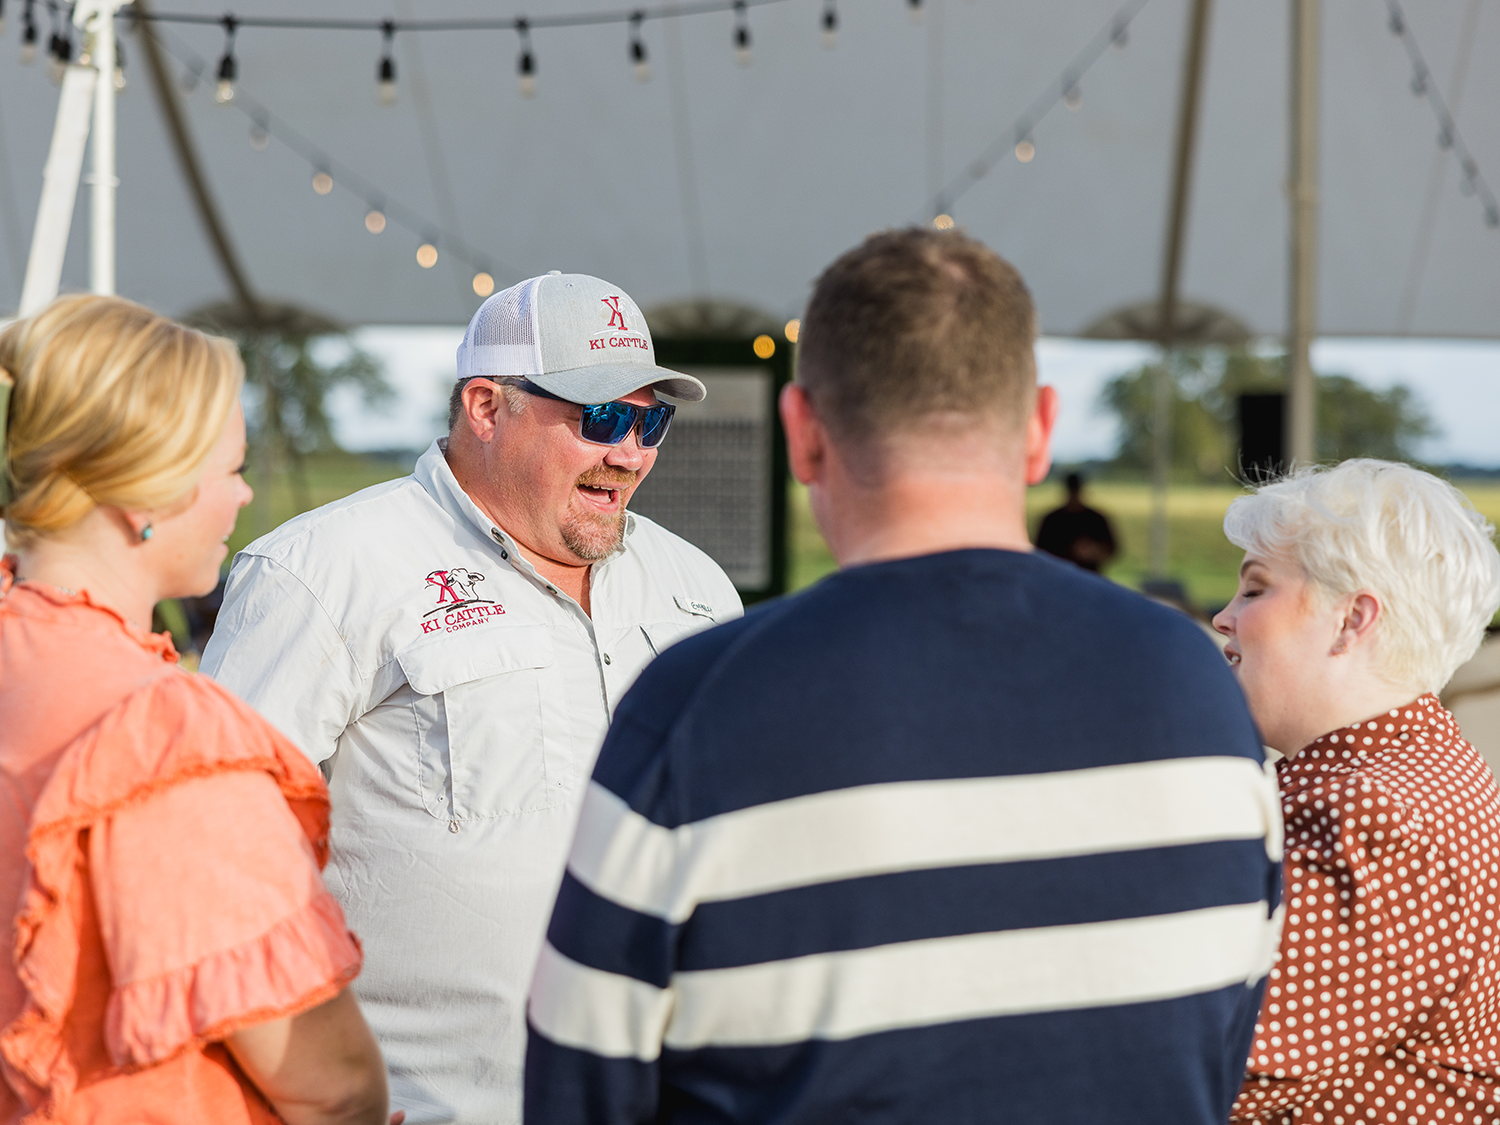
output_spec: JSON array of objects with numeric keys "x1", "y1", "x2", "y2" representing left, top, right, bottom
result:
[{"x1": 1238, "y1": 393, "x2": 1285, "y2": 480}]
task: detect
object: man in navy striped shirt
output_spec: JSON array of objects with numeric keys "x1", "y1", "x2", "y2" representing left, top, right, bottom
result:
[{"x1": 525, "y1": 230, "x2": 1282, "y2": 1124}]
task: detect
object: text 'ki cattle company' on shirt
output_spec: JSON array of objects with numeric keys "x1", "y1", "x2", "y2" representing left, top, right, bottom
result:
[{"x1": 199, "y1": 439, "x2": 741, "y2": 1125}]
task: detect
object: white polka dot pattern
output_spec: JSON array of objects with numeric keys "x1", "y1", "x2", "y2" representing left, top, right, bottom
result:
[{"x1": 1232, "y1": 695, "x2": 1500, "y2": 1124}]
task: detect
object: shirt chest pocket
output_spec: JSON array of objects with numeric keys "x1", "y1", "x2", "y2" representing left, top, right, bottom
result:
[{"x1": 397, "y1": 623, "x2": 571, "y2": 825}]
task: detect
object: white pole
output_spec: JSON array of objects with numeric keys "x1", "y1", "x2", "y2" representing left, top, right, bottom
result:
[
  {"x1": 83, "y1": 0, "x2": 119, "y2": 296},
  {"x1": 1286, "y1": 0, "x2": 1319, "y2": 466},
  {"x1": 18, "y1": 64, "x2": 97, "y2": 315}
]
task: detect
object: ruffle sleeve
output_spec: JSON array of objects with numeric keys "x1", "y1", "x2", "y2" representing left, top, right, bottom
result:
[{"x1": 0, "y1": 671, "x2": 357, "y2": 1122}]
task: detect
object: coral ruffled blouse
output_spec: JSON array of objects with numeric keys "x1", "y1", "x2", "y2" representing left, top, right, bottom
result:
[
  {"x1": 1233, "y1": 696, "x2": 1500, "y2": 1123},
  {"x1": 0, "y1": 559, "x2": 363, "y2": 1124}
]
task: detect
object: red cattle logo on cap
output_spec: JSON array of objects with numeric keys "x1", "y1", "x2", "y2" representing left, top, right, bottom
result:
[{"x1": 602, "y1": 296, "x2": 628, "y2": 331}]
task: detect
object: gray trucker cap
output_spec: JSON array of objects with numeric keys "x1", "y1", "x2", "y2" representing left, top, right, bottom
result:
[{"x1": 455, "y1": 272, "x2": 706, "y2": 403}]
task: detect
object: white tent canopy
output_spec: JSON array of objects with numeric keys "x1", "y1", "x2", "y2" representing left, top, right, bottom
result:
[{"x1": 0, "y1": 0, "x2": 1496, "y2": 337}]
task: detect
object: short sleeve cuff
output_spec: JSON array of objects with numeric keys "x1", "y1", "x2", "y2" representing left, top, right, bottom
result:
[{"x1": 104, "y1": 889, "x2": 362, "y2": 1067}]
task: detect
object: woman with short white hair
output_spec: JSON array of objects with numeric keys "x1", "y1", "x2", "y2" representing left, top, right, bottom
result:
[{"x1": 1215, "y1": 459, "x2": 1500, "y2": 1123}]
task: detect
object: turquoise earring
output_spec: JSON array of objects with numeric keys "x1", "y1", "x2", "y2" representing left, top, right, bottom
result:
[{"x1": 140, "y1": 524, "x2": 154, "y2": 541}]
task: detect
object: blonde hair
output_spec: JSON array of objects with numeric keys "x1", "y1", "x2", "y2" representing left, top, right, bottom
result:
[
  {"x1": 1223, "y1": 459, "x2": 1500, "y2": 694},
  {"x1": 0, "y1": 294, "x2": 244, "y2": 548}
]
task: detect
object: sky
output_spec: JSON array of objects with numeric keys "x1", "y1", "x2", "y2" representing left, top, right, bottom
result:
[{"x1": 335, "y1": 329, "x2": 1500, "y2": 469}]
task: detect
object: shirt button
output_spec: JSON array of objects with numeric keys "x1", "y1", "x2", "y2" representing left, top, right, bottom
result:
[{"x1": 603, "y1": 653, "x2": 612, "y2": 665}]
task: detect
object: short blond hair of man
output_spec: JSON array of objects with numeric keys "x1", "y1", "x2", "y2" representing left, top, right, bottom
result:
[
  {"x1": 795, "y1": 228, "x2": 1038, "y2": 453},
  {"x1": 0, "y1": 294, "x2": 243, "y2": 549}
]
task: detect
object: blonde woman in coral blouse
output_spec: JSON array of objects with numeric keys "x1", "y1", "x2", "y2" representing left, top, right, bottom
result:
[
  {"x1": 0, "y1": 295, "x2": 390, "y2": 1125},
  {"x1": 1215, "y1": 459, "x2": 1500, "y2": 1124}
]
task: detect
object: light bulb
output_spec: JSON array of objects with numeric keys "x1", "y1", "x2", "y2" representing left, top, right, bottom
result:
[
  {"x1": 933, "y1": 214, "x2": 954, "y2": 230},
  {"x1": 417, "y1": 243, "x2": 438, "y2": 268},
  {"x1": 1015, "y1": 139, "x2": 1035, "y2": 163},
  {"x1": 473, "y1": 272, "x2": 495, "y2": 297},
  {"x1": 1064, "y1": 85, "x2": 1082, "y2": 112},
  {"x1": 249, "y1": 124, "x2": 269, "y2": 149},
  {"x1": 784, "y1": 318, "x2": 800, "y2": 343},
  {"x1": 631, "y1": 41, "x2": 650, "y2": 82},
  {"x1": 215, "y1": 52, "x2": 236, "y2": 104},
  {"x1": 752, "y1": 334, "x2": 775, "y2": 359},
  {"x1": 365, "y1": 210, "x2": 386, "y2": 234},
  {"x1": 113, "y1": 65, "x2": 125, "y2": 92},
  {"x1": 907, "y1": 0, "x2": 923, "y2": 23},
  {"x1": 19, "y1": 24, "x2": 35, "y2": 65},
  {"x1": 734, "y1": 27, "x2": 752, "y2": 67},
  {"x1": 518, "y1": 50, "x2": 536, "y2": 97},
  {"x1": 378, "y1": 56, "x2": 396, "y2": 105},
  {"x1": 312, "y1": 171, "x2": 333, "y2": 195}
]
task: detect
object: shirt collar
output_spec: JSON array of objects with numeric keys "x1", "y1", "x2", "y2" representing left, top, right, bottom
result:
[
  {"x1": 1286, "y1": 693, "x2": 1453, "y2": 771},
  {"x1": 412, "y1": 439, "x2": 635, "y2": 570},
  {"x1": 0, "y1": 555, "x2": 180, "y2": 663}
]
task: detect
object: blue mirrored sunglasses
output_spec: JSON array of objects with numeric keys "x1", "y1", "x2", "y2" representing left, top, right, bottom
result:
[{"x1": 499, "y1": 378, "x2": 675, "y2": 449}]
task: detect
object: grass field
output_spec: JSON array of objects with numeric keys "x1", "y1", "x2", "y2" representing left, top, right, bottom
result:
[{"x1": 223, "y1": 454, "x2": 1500, "y2": 619}]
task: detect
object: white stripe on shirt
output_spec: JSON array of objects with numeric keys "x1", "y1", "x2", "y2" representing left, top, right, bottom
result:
[
  {"x1": 568, "y1": 757, "x2": 1282, "y2": 924},
  {"x1": 528, "y1": 901, "x2": 1284, "y2": 1060}
]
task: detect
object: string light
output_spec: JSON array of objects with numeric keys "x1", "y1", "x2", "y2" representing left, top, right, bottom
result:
[
  {"x1": 215, "y1": 15, "x2": 238, "y2": 104},
  {"x1": 733, "y1": 0, "x2": 752, "y2": 67},
  {"x1": 907, "y1": 0, "x2": 922, "y2": 25},
  {"x1": 473, "y1": 272, "x2": 495, "y2": 297},
  {"x1": 113, "y1": 39, "x2": 126, "y2": 91},
  {"x1": 377, "y1": 20, "x2": 396, "y2": 105},
  {"x1": 312, "y1": 170, "x2": 333, "y2": 194},
  {"x1": 927, "y1": 0, "x2": 1149, "y2": 221},
  {"x1": 19, "y1": 0, "x2": 35, "y2": 65},
  {"x1": 752, "y1": 334, "x2": 775, "y2": 359},
  {"x1": 516, "y1": 18, "x2": 536, "y2": 97},
  {"x1": 784, "y1": 318, "x2": 800, "y2": 342},
  {"x1": 1384, "y1": 0, "x2": 1500, "y2": 236},
  {"x1": 47, "y1": 3, "x2": 71, "y2": 85},
  {"x1": 365, "y1": 208, "x2": 386, "y2": 233},
  {"x1": 0, "y1": 0, "x2": 5, "y2": 38},
  {"x1": 821, "y1": 0, "x2": 837, "y2": 48},
  {"x1": 417, "y1": 242, "x2": 439, "y2": 268},
  {"x1": 932, "y1": 213, "x2": 954, "y2": 229},
  {"x1": 628, "y1": 11, "x2": 649, "y2": 82}
]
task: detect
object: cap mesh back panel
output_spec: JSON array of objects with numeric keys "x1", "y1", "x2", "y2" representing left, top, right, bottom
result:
[{"x1": 467, "y1": 280, "x2": 535, "y2": 347}]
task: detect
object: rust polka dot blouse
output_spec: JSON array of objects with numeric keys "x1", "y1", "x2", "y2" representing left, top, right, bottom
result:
[{"x1": 1233, "y1": 695, "x2": 1500, "y2": 1124}]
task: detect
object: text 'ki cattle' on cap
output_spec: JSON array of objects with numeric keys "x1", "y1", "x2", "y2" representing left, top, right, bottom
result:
[{"x1": 455, "y1": 273, "x2": 706, "y2": 404}]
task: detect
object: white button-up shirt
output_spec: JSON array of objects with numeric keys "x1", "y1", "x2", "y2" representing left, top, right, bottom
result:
[{"x1": 200, "y1": 441, "x2": 741, "y2": 1125}]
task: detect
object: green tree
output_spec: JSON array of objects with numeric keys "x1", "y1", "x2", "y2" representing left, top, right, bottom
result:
[
  {"x1": 243, "y1": 332, "x2": 392, "y2": 512},
  {"x1": 1099, "y1": 350, "x2": 1437, "y2": 480}
]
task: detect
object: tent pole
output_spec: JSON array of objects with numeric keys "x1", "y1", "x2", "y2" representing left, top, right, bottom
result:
[
  {"x1": 1286, "y1": 0, "x2": 1319, "y2": 466},
  {"x1": 86, "y1": 0, "x2": 119, "y2": 296},
  {"x1": 1150, "y1": 0, "x2": 1213, "y2": 579}
]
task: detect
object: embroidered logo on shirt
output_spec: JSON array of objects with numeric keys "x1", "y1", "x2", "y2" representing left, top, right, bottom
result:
[{"x1": 422, "y1": 568, "x2": 506, "y2": 634}]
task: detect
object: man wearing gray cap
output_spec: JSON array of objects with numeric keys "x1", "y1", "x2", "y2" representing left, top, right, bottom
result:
[{"x1": 201, "y1": 273, "x2": 741, "y2": 1124}]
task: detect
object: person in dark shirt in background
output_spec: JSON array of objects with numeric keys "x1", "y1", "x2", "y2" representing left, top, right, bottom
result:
[
  {"x1": 524, "y1": 229, "x2": 1282, "y2": 1125},
  {"x1": 1036, "y1": 471, "x2": 1117, "y2": 571}
]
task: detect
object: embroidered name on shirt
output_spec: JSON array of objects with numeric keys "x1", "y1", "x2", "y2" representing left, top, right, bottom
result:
[{"x1": 422, "y1": 567, "x2": 506, "y2": 634}]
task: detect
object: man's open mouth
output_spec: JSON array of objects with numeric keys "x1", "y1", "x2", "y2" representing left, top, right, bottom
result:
[{"x1": 577, "y1": 483, "x2": 623, "y2": 508}]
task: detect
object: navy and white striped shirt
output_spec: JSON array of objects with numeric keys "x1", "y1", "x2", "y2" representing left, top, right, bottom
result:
[{"x1": 526, "y1": 549, "x2": 1283, "y2": 1125}]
